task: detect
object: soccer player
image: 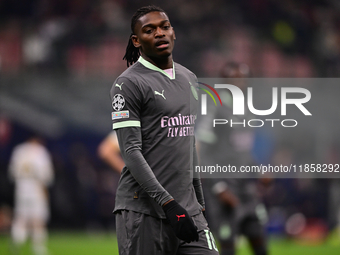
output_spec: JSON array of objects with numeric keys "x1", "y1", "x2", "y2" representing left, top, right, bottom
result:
[
  {"x1": 98, "y1": 131, "x2": 125, "y2": 174},
  {"x1": 196, "y1": 62, "x2": 268, "y2": 255},
  {"x1": 110, "y1": 5, "x2": 219, "y2": 255},
  {"x1": 8, "y1": 135, "x2": 54, "y2": 255}
]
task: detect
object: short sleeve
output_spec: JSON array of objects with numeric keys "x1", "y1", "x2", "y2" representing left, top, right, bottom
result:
[{"x1": 110, "y1": 77, "x2": 143, "y2": 130}]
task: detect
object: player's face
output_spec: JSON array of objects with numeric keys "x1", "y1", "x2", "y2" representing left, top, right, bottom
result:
[{"x1": 132, "y1": 11, "x2": 176, "y2": 63}]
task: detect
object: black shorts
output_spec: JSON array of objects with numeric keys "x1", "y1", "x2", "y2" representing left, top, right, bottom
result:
[{"x1": 116, "y1": 210, "x2": 220, "y2": 255}]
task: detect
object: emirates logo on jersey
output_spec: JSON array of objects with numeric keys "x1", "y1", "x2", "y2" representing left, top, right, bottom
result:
[
  {"x1": 161, "y1": 113, "x2": 196, "y2": 137},
  {"x1": 112, "y1": 94, "x2": 125, "y2": 111}
]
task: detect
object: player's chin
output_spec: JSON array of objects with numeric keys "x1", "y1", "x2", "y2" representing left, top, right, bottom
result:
[
  {"x1": 155, "y1": 45, "x2": 173, "y2": 54},
  {"x1": 155, "y1": 49, "x2": 172, "y2": 58}
]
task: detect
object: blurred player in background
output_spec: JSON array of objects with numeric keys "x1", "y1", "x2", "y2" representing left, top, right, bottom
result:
[
  {"x1": 110, "y1": 5, "x2": 219, "y2": 255},
  {"x1": 98, "y1": 131, "x2": 125, "y2": 174},
  {"x1": 196, "y1": 62, "x2": 268, "y2": 255},
  {"x1": 8, "y1": 135, "x2": 54, "y2": 255}
]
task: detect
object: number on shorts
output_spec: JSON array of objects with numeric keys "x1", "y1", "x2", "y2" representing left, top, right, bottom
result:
[{"x1": 204, "y1": 229, "x2": 218, "y2": 251}]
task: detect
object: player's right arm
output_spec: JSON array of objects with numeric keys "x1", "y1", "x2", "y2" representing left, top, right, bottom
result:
[
  {"x1": 111, "y1": 77, "x2": 173, "y2": 205},
  {"x1": 116, "y1": 126, "x2": 198, "y2": 243},
  {"x1": 116, "y1": 126, "x2": 173, "y2": 205}
]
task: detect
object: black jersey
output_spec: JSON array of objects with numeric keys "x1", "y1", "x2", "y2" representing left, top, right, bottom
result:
[{"x1": 110, "y1": 56, "x2": 202, "y2": 218}]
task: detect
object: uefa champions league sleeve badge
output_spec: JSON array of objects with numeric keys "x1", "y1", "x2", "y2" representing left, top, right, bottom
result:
[{"x1": 112, "y1": 94, "x2": 125, "y2": 111}]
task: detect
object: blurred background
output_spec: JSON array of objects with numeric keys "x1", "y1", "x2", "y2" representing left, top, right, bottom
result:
[{"x1": 1, "y1": 0, "x2": 340, "y2": 254}]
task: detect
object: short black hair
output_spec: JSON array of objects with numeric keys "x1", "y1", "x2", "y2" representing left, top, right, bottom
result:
[{"x1": 123, "y1": 5, "x2": 166, "y2": 67}]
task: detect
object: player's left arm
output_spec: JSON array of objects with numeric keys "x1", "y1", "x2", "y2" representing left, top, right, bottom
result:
[
  {"x1": 191, "y1": 74, "x2": 206, "y2": 211},
  {"x1": 7, "y1": 147, "x2": 19, "y2": 182},
  {"x1": 192, "y1": 138, "x2": 205, "y2": 210}
]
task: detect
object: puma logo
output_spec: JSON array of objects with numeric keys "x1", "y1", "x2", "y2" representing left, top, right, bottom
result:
[
  {"x1": 176, "y1": 214, "x2": 185, "y2": 221},
  {"x1": 155, "y1": 90, "x2": 166, "y2": 100},
  {"x1": 115, "y1": 82, "x2": 124, "y2": 90}
]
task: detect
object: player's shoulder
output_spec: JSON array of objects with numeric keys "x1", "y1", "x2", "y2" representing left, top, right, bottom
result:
[
  {"x1": 111, "y1": 62, "x2": 145, "y2": 93},
  {"x1": 174, "y1": 62, "x2": 197, "y2": 81},
  {"x1": 34, "y1": 143, "x2": 50, "y2": 155},
  {"x1": 110, "y1": 62, "x2": 147, "y2": 100},
  {"x1": 12, "y1": 142, "x2": 29, "y2": 153},
  {"x1": 116, "y1": 62, "x2": 145, "y2": 83},
  {"x1": 174, "y1": 62, "x2": 195, "y2": 75},
  {"x1": 11, "y1": 143, "x2": 32, "y2": 158}
]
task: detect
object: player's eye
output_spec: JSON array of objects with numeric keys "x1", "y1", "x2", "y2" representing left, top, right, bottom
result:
[
  {"x1": 163, "y1": 24, "x2": 170, "y2": 30},
  {"x1": 145, "y1": 28, "x2": 153, "y2": 34}
]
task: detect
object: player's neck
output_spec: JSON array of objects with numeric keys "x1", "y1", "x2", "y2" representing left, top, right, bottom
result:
[{"x1": 141, "y1": 54, "x2": 173, "y2": 70}]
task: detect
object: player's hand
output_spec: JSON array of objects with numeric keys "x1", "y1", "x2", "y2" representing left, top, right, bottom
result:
[
  {"x1": 163, "y1": 200, "x2": 199, "y2": 243},
  {"x1": 202, "y1": 208, "x2": 206, "y2": 219}
]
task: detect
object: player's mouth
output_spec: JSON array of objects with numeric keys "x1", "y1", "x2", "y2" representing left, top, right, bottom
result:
[{"x1": 155, "y1": 40, "x2": 170, "y2": 49}]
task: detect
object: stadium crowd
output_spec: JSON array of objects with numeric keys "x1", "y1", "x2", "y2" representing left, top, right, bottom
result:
[{"x1": 0, "y1": 0, "x2": 340, "y2": 77}]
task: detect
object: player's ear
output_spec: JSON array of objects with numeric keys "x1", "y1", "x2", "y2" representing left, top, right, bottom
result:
[
  {"x1": 172, "y1": 27, "x2": 176, "y2": 40},
  {"x1": 131, "y1": 35, "x2": 141, "y2": 48}
]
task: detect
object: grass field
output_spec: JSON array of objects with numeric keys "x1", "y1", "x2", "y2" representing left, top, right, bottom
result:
[{"x1": 0, "y1": 231, "x2": 339, "y2": 255}]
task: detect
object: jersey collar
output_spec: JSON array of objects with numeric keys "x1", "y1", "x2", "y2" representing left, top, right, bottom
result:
[{"x1": 138, "y1": 56, "x2": 175, "y2": 80}]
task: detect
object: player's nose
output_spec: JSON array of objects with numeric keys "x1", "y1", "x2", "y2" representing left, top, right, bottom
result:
[{"x1": 155, "y1": 27, "x2": 165, "y2": 37}]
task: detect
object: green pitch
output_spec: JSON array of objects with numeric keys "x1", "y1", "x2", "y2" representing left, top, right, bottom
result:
[
  {"x1": 0, "y1": 231, "x2": 339, "y2": 255},
  {"x1": 0, "y1": 231, "x2": 118, "y2": 255},
  {"x1": 237, "y1": 235, "x2": 340, "y2": 255}
]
